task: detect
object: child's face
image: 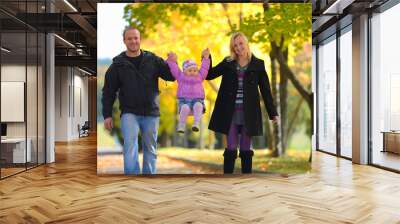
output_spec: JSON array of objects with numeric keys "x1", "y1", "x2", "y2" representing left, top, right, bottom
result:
[{"x1": 184, "y1": 67, "x2": 198, "y2": 76}]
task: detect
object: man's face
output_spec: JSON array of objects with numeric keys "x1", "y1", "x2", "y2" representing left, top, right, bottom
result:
[{"x1": 124, "y1": 29, "x2": 141, "y2": 52}]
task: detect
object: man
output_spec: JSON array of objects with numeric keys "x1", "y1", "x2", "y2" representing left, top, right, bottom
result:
[{"x1": 102, "y1": 27, "x2": 175, "y2": 175}]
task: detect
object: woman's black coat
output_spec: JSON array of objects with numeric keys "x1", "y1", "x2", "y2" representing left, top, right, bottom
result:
[{"x1": 206, "y1": 54, "x2": 278, "y2": 136}]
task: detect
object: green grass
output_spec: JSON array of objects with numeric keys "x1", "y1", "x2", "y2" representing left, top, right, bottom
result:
[
  {"x1": 158, "y1": 148, "x2": 311, "y2": 174},
  {"x1": 287, "y1": 125, "x2": 311, "y2": 150}
]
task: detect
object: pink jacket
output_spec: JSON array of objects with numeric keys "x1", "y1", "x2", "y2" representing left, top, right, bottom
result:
[{"x1": 166, "y1": 58, "x2": 210, "y2": 99}]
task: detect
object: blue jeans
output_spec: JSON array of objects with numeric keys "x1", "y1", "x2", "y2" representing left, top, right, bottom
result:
[{"x1": 121, "y1": 113, "x2": 159, "y2": 175}]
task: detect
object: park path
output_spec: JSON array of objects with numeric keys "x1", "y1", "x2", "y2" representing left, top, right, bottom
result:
[{"x1": 97, "y1": 151, "x2": 221, "y2": 174}]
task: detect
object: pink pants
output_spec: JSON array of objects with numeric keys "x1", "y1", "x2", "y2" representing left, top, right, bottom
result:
[{"x1": 179, "y1": 102, "x2": 203, "y2": 124}]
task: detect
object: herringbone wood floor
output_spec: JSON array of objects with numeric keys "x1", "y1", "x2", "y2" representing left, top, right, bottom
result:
[{"x1": 1, "y1": 135, "x2": 400, "y2": 223}]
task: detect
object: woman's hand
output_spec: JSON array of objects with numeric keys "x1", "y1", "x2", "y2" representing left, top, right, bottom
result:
[
  {"x1": 272, "y1": 116, "x2": 279, "y2": 124},
  {"x1": 202, "y1": 48, "x2": 210, "y2": 59},
  {"x1": 167, "y1": 52, "x2": 178, "y2": 62}
]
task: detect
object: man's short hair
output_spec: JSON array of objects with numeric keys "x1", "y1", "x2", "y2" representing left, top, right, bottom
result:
[{"x1": 123, "y1": 26, "x2": 140, "y2": 39}]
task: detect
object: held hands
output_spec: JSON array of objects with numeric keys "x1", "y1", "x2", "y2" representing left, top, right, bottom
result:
[
  {"x1": 168, "y1": 49, "x2": 209, "y2": 62},
  {"x1": 272, "y1": 116, "x2": 279, "y2": 124},
  {"x1": 167, "y1": 52, "x2": 178, "y2": 63},
  {"x1": 201, "y1": 48, "x2": 210, "y2": 59}
]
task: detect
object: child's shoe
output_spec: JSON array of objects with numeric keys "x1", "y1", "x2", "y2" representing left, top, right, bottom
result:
[
  {"x1": 192, "y1": 122, "x2": 200, "y2": 132},
  {"x1": 177, "y1": 123, "x2": 185, "y2": 133}
]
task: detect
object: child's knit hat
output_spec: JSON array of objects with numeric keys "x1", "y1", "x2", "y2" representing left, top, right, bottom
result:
[{"x1": 182, "y1": 59, "x2": 198, "y2": 72}]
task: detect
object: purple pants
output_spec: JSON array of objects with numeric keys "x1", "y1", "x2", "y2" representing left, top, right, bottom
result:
[{"x1": 226, "y1": 122, "x2": 252, "y2": 151}]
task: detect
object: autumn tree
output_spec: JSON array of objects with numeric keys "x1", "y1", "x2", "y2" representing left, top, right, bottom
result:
[{"x1": 240, "y1": 3, "x2": 312, "y2": 157}]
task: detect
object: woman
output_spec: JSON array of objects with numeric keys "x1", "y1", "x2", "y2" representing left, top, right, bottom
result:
[{"x1": 205, "y1": 32, "x2": 279, "y2": 174}]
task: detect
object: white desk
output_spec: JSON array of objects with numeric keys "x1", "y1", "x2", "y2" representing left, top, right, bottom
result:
[{"x1": 1, "y1": 138, "x2": 31, "y2": 163}]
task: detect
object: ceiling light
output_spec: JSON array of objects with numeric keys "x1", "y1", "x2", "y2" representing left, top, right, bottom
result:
[
  {"x1": 1, "y1": 47, "x2": 11, "y2": 53},
  {"x1": 54, "y1": 34, "x2": 75, "y2": 48},
  {"x1": 63, "y1": 0, "x2": 78, "y2": 12},
  {"x1": 322, "y1": 0, "x2": 354, "y2": 15},
  {"x1": 78, "y1": 67, "x2": 92, "y2": 76}
]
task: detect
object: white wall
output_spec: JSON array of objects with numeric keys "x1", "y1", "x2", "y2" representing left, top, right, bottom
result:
[
  {"x1": 1, "y1": 65, "x2": 32, "y2": 138},
  {"x1": 55, "y1": 67, "x2": 69, "y2": 141},
  {"x1": 54, "y1": 67, "x2": 89, "y2": 141}
]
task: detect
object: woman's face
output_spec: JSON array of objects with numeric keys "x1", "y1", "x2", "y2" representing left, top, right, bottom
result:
[{"x1": 233, "y1": 36, "x2": 247, "y2": 58}]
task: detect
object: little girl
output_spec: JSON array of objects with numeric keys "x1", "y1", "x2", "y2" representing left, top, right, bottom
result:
[{"x1": 166, "y1": 50, "x2": 210, "y2": 133}]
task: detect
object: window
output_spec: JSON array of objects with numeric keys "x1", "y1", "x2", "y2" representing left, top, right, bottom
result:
[
  {"x1": 370, "y1": 3, "x2": 400, "y2": 171},
  {"x1": 317, "y1": 35, "x2": 337, "y2": 154},
  {"x1": 339, "y1": 27, "x2": 352, "y2": 158}
]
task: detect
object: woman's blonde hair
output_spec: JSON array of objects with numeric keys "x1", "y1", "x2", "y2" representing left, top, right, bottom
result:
[{"x1": 229, "y1": 32, "x2": 252, "y2": 62}]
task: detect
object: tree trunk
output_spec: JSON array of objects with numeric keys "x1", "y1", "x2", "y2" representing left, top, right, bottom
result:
[
  {"x1": 274, "y1": 48, "x2": 312, "y2": 111},
  {"x1": 263, "y1": 4, "x2": 281, "y2": 157},
  {"x1": 279, "y1": 45, "x2": 288, "y2": 155},
  {"x1": 273, "y1": 42, "x2": 313, "y2": 162},
  {"x1": 269, "y1": 50, "x2": 280, "y2": 157},
  {"x1": 207, "y1": 99, "x2": 215, "y2": 150},
  {"x1": 286, "y1": 97, "x2": 304, "y2": 141},
  {"x1": 183, "y1": 130, "x2": 188, "y2": 148},
  {"x1": 309, "y1": 94, "x2": 313, "y2": 162},
  {"x1": 264, "y1": 106, "x2": 272, "y2": 150},
  {"x1": 221, "y1": 3, "x2": 235, "y2": 32},
  {"x1": 172, "y1": 102, "x2": 179, "y2": 146},
  {"x1": 199, "y1": 117, "x2": 204, "y2": 149},
  {"x1": 159, "y1": 131, "x2": 168, "y2": 148}
]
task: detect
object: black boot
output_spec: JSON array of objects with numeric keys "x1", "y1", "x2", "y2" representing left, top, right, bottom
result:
[
  {"x1": 223, "y1": 149, "x2": 237, "y2": 174},
  {"x1": 239, "y1": 150, "x2": 254, "y2": 174}
]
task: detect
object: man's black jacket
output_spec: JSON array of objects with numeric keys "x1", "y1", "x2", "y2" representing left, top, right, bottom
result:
[{"x1": 102, "y1": 50, "x2": 175, "y2": 119}]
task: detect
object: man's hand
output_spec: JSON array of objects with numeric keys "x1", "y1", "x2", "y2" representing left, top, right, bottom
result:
[
  {"x1": 167, "y1": 52, "x2": 178, "y2": 62},
  {"x1": 104, "y1": 117, "x2": 113, "y2": 131},
  {"x1": 272, "y1": 116, "x2": 279, "y2": 124},
  {"x1": 202, "y1": 48, "x2": 210, "y2": 59}
]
